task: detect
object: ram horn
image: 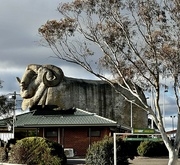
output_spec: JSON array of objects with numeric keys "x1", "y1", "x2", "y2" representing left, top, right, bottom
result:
[
  {"x1": 43, "y1": 65, "x2": 64, "y2": 87},
  {"x1": 27, "y1": 64, "x2": 41, "y2": 73}
]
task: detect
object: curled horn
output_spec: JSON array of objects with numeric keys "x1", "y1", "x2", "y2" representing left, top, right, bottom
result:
[{"x1": 43, "y1": 65, "x2": 64, "y2": 87}]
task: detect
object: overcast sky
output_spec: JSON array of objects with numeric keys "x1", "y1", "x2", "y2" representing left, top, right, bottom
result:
[
  {"x1": 0, "y1": 0, "x2": 98, "y2": 95},
  {"x1": 0, "y1": 0, "x2": 177, "y2": 131}
]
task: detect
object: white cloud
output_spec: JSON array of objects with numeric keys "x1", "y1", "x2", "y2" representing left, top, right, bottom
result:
[{"x1": 0, "y1": 0, "x2": 97, "y2": 94}]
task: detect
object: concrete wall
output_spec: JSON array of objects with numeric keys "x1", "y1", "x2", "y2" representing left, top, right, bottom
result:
[{"x1": 52, "y1": 77, "x2": 147, "y2": 129}]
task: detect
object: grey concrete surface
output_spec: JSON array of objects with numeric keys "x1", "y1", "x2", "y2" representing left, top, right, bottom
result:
[
  {"x1": 67, "y1": 158, "x2": 85, "y2": 165},
  {"x1": 129, "y1": 157, "x2": 180, "y2": 165},
  {"x1": 67, "y1": 157, "x2": 180, "y2": 165}
]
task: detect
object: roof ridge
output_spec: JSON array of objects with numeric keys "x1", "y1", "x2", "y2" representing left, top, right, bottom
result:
[
  {"x1": 76, "y1": 108, "x2": 117, "y2": 124},
  {"x1": 15, "y1": 110, "x2": 34, "y2": 117},
  {"x1": 94, "y1": 113, "x2": 117, "y2": 124},
  {"x1": 76, "y1": 108, "x2": 95, "y2": 115}
]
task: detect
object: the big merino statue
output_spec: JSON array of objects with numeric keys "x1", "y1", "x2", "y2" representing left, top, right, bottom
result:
[{"x1": 16, "y1": 64, "x2": 65, "y2": 110}]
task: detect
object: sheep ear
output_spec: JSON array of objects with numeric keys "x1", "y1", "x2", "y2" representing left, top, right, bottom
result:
[{"x1": 16, "y1": 77, "x2": 21, "y2": 84}]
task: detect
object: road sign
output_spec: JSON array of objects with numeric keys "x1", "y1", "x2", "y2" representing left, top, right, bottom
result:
[
  {"x1": 124, "y1": 137, "x2": 162, "y2": 141},
  {"x1": 133, "y1": 128, "x2": 155, "y2": 134}
]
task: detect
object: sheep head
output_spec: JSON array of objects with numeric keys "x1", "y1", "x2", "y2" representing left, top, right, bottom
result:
[{"x1": 16, "y1": 64, "x2": 64, "y2": 110}]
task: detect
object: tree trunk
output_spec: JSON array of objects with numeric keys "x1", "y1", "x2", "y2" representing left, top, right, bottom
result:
[{"x1": 168, "y1": 148, "x2": 178, "y2": 165}]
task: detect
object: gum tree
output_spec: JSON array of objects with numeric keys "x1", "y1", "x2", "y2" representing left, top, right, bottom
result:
[
  {"x1": 0, "y1": 81, "x2": 15, "y2": 127},
  {"x1": 39, "y1": 0, "x2": 180, "y2": 164}
]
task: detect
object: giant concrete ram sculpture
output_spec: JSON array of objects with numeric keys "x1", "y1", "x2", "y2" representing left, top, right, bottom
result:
[
  {"x1": 16, "y1": 64, "x2": 148, "y2": 128},
  {"x1": 16, "y1": 64, "x2": 65, "y2": 110}
]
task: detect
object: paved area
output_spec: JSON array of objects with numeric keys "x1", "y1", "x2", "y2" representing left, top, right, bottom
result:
[
  {"x1": 67, "y1": 157, "x2": 180, "y2": 165},
  {"x1": 67, "y1": 158, "x2": 85, "y2": 165},
  {"x1": 129, "y1": 157, "x2": 180, "y2": 165}
]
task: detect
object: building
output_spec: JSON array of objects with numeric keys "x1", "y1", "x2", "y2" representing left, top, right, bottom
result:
[
  {"x1": 0, "y1": 106, "x2": 129, "y2": 156},
  {"x1": 0, "y1": 64, "x2": 147, "y2": 156}
]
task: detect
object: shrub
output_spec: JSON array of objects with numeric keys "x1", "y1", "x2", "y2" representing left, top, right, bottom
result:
[
  {"x1": 137, "y1": 141, "x2": 168, "y2": 157},
  {"x1": 125, "y1": 141, "x2": 141, "y2": 157},
  {"x1": 0, "y1": 147, "x2": 7, "y2": 162},
  {"x1": 85, "y1": 136, "x2": 130, "y2": 165},
  {"x1": 8, "y1": 137, "x2": 66, "y2": 165}
]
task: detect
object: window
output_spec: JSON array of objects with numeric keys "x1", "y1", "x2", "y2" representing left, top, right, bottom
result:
[
  {"x1": 45, "y1": 128, "x2": 58, "y2": 137},
  {"x1": 88, "y1": 128, "x2": 101, "y2": 137},
  {"x1": 90, "y1": 130, "x2": 101, "y2": 137}
]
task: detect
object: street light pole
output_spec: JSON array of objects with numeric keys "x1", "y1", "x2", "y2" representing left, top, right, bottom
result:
[
  {"x1": 151, "y1": 87, "x2": 154, "y2": 129},
  {"x1": 13, "y1": 91, "x2": 16, "y2": 138},
  {"x1": 130, "y1": 101, "x2": 132, "y2": 128},
  {"x1": 163, "y1": 85, "x2": 168, "y2": 127},
  {"x1": 130, "y1": 100, "x2": 135, "y2": 132},
  {"x1": 9, "y1": 91, "x2": 18, "y2": 138},
  {"x1": 170, "y1": 115, "x2": 175, "y2": 138}
]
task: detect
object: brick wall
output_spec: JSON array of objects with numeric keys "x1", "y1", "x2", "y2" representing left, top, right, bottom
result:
[
  {"x1": 63, "y1": 127, "x2": 89, "y2": 156},
  {"x1": 39, "y1": 126, "x2": 112, "y2": 156},
  {"x1": 62, "y1": 127, "x2": 111, "y2": 156}
]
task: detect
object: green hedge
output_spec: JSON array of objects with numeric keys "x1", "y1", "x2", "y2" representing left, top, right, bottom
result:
[
  {"x1": 85, "y1": 136, "x2": 131, "y2": 165},
  {"x1": 8, "y1": 137, "x2": 66, "y2": 165},
  {"x1": 137, "y1": 141, "x2": 168, "y2": 157},
  {"x1": 0, "y1": 147, "x2": 7, "y2": 162}
]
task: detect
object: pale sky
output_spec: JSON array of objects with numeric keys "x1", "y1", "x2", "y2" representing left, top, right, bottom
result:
[{"x1": 0, "y1": 0, "x2": 97, "y2": 95}]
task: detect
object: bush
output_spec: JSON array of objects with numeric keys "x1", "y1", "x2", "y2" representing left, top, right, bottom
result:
[
  {"x1": 8, "y1": 137, "x2": 66, "y2": 165},
  {"x1": 85, "y1": 136, "x2": 130, "y2": 165},
  {"x1": 125, "y1": 141, "x2": 141, "y2": 157},
  {"x1": 137, "y1": 141, "x2": 168, "y2": 157},
  {"x1": 0, "y1": 147, "x2": 7, "y2": 162}
]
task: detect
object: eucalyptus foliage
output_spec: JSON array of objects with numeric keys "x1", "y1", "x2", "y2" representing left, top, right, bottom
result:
[
  {"x1": 39, "y1": 1, "x2": 180, "y2": 164},
  {"x1": 0, "y1": 81, "x2": 15, "y2": 126}
]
